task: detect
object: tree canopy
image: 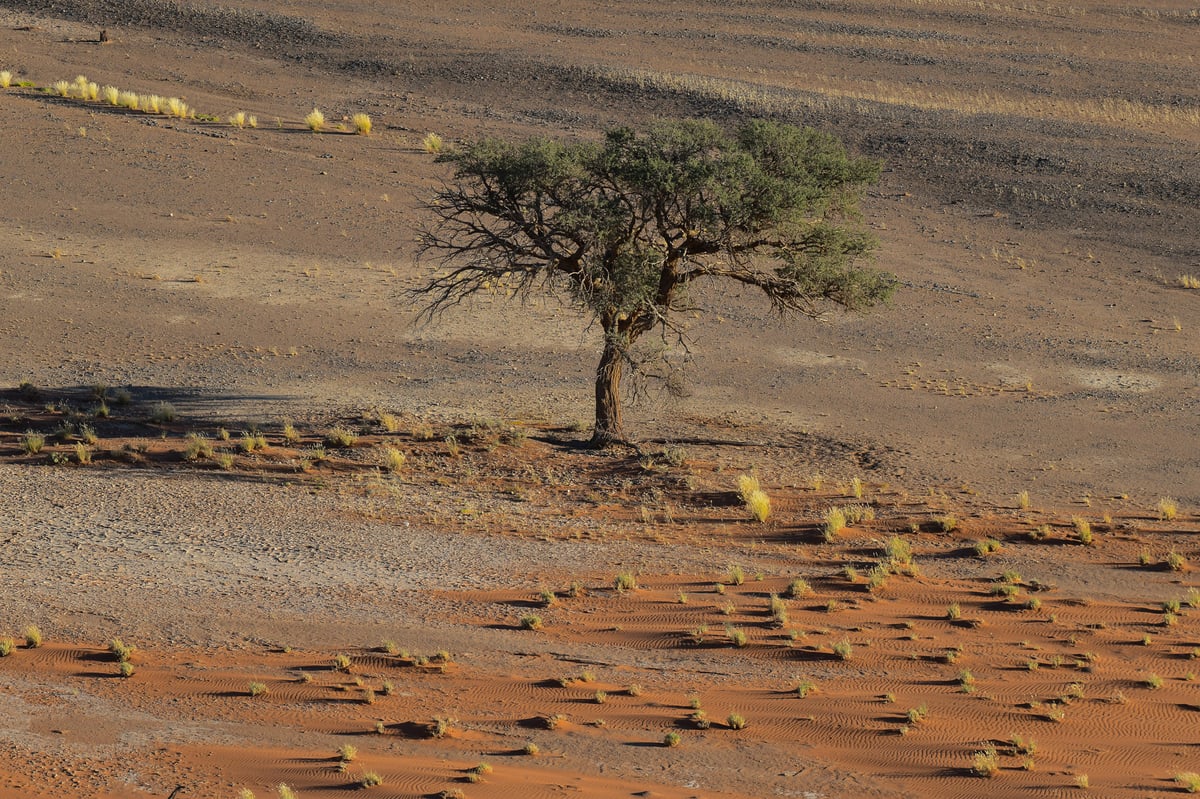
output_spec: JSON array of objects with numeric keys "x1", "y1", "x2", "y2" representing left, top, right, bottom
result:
[{"x1": 415, "y1": 118, "x2": 896, "y2": 446}]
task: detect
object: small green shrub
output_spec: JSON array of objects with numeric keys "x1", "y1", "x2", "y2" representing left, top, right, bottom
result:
[
  {"x1": 663, "y1": 731, "x2": 682, "y2": 747},
  {"x1": 832, "y1": 638, "x2": 853, "y2": 661},
  {"x1": 614, "y1": 572, "x2": 637, "y2": 591},
  {"x1": 359, "y1": 772, "x2": 383, "y2": 788},
  {"x1": 726, "y1": 712, "x2": 747, "y2": 730},
  {"x1": 785, "y1": 577, "x2": 813, "y2": 598},
  {"x1": 248, "y1": 681, "x2": 269, "y2": 697},
  {"x1": 119, "y1": 661, "x2": 135, "y2": 678},
  {"x1": 520, "y1": 614, "x2": 543, "y2": 630}
]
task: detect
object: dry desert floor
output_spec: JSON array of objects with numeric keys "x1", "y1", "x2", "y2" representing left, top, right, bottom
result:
[{"x1": 1, "y1": 0, "x2": 1199, "y2": 797}]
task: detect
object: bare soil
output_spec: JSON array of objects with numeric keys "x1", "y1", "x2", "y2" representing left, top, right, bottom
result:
[{"x1": 0, "y1": 0, "x2": 1198, "y2": 797}]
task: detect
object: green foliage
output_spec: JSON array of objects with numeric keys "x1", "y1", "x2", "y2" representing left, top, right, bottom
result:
[{"x1": 418, "y1": 119, "x2": 893, "y2": 444}]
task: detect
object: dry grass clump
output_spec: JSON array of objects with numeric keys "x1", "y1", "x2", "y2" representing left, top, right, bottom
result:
[
  {"x1": 20, "y1": 430, "x2": 45, "y2": 454},
  {"x1": 971, "y1": 747, "x2": 1000, "y2": 778},
  {"x1": 0, "y1": 637, "x2": 15, "y2": 657},
  {"x1": 352, "y1": 113, "x2": 372, "y2": 135},
  {"x1": 325, "y1": 425, "x2": 358, "y2": 447},
  {"x1": 422, "y1": 132, "x2": 444, "y2": 153},
  {"x1": 822, "y1": 506, "x2": 847, "y2": 542},
  {"x1": 109, "y1": 637, "x2": 136, "y2": 662},
  {"x1": 785, "y1": 577, "x2": 813, "y2": 599},
  {"x1": 1158, "y1": 497, "x2": 1179, "y2": 521},
  {"x1": 382, "y1": 447, "x2": 406, "y2": 472},
  {"x1": 1180, "y1": 275, "x2": 1200, "y2": 290},
  {"x1": 1176, "y1": 773, "x2": 1200, "y2": 793},
  {"x1": 1072, "y1": 516, "x2": 1094, "y2": 545},
  {"x1": 305, "y1": 107, "x2": 325, "y2": 132},
  {"x1": 745, "y1": 488, "x2": 771, "y2": 522},
  {"x1": 149, "y1": 401, "x2": 176, "y2": 423},
  {"x1": 24, "y1": 625, "x2": 43, "y2": 648},
  {"x1": 0, "y1": 70, "x2": 12, "y2": 88}
]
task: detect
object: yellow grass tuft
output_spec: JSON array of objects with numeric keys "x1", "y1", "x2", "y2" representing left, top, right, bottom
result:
[
  {"x1": 351, "y1": 112, "x2": 372, "y2": 135},
  {"x1": 118, "y1": 90, "x2": 139, "y2": 110},
  {"x1": 52, "y1": 79, "x2": 71, "y2": 97},
  {"x1": 1180, "y1": 275, "x2": 1200, "y2": 289},
  {"x1": 305, "y1": 107, "x2": 325, "y2": 132},
  {"x1": 382, "y1": 447, "x2": 406, "y2": 473},
  {"x1": 102, "y1": 85, "x2": 119, "y2": 105},
  {"x1": 736, "y1": 473, "x2": 760, "y2": 502},
  {"x1": 1176, "y1": 773, "x2": 1200, "y2": 793},
  {"x1": 1158, "y1": 497, "x2": 1178, "y2": 521},
  {"x1": 0, "y1": 70, "x2": 12, "y2": 88},
  {"x1": 422, "y1": 131, "x2": 444, "y2": 153},
  {"x1": 823, "y1": 506, "x2": 847, "y2": 541},
  {"x1": 247, "y1": 115, "x2": 258, "y2": 128},
  {"x1": 230, "y1": 111, "x2": 248, "y2": 129},
  {"x1": 746, "y1": 489, "x2": 771, "y2": 523}
]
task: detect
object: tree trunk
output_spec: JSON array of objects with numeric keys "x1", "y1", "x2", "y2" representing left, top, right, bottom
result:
[{"x1": 591, "y1": 337, "x2": 625, "y2": 447}]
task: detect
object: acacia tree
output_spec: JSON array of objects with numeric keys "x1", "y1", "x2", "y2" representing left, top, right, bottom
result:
[{"x1": 415, "y1": 118, "x2": 896, "y2": 447}]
